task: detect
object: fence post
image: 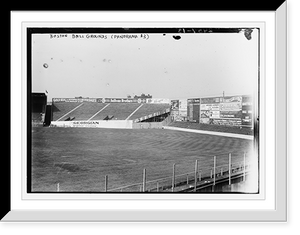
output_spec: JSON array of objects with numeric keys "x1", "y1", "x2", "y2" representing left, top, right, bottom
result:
[
  {"x1": 221, "y1": 167, "x2": 223, "y2": 176},
  {"x1": 172, "y1": 163, "x2": 176, "y2": 192},
  {"x1": 194, "y1": 160, "x2": 198, "y2": 192},
  {"x1": 57, "y1": 183, "x2": 60, "y2": 192},
  {"x1": 213, "y1": 156, "x2": 216, "y2": 185},
  {"x1": 157, "y1": 181, "x2": 159, "y2": 192},
  {"x1": 104, "y1": 175, "x2": 108, "y2": 192},
  {"x1": 142, "y1": 168, "x2": 146, "y2": 192},
  {"x1": 229, "y1": 153, "x2": 232, "y2": 185},
  {"x1": 199, "y1": 170, "x2": 202, "y2": 182},
  {"x1": 243, "y1": 152, "x2": 246, "y2": 181},
  {"x1": 187, "y1": 174, "x2": 189, "y2": 184}
]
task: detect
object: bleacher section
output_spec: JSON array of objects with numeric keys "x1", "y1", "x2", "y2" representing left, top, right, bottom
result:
[
  {"x1": 52, "y1": 101, "x2": 170, "y2": 122},
  {"x1": 90, "y1": 103, "x2": 141, "y2": 120},
  {"x1": 63, "y1": 102, "x2": 107, "y2": 121},
  {"x1": 52, "y1": 102, "x2": 84, "y2": 121},
  {"x1": 128, "y1": 104, "x2": 170, "y2": 121}
]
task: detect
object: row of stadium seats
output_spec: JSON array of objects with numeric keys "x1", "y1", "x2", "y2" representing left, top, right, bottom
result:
[
  {"x1": 128, "y1": 103, "x2": 170, "y2": 120},
  {"x1": 52, "y1": 102, "x2": 170, "y2": 121},
  {"x1": 91, "y1": 103, "x2": 140, "y2": 120}
]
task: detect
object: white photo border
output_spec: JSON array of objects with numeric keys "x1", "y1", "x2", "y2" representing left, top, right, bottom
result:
[
  {"x1": 22, "y1": 22, "x2": 264, "y2": 201},
  {"x1": 5, "y1": 3, "x2": 286, "y2": 222}
]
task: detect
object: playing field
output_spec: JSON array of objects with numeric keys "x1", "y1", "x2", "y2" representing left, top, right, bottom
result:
[{"x1": 31, "y1": 127, "x2": 253, "y2": 192}]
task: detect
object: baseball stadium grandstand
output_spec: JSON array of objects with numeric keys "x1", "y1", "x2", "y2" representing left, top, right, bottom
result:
[
  {"x1": 47, "y1": 97, "x2": 171, "y2": 129},
  {"x1": 52, "y1": 101, "x2": 170, "y2": 122},
  {"x1": 31, "y1": 93, "x2": 253, "y2": 132}
]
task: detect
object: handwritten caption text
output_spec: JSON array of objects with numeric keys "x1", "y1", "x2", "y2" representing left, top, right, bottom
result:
[{"x1": 49, "y1": 34, "x2": 149, "y2": 40}]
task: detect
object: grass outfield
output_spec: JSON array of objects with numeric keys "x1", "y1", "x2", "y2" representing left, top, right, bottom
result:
[{"x1": 31, "y1": 127, "x2": 253, "y2": 192}]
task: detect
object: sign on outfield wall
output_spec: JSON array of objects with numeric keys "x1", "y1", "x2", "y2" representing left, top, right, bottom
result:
[
  {"x1": 199, "y1": 95, "x2": 246, "y2": 126},
  {"x1": 52, "y1": 97, "x2": 170, "y2": 104},
  {"x1": 147, "y1": 98, "x2": 170, "y2": 104},
  {"x1": 179, "y1": 99, "x2": 187, "y2": 110},
  {"x1": 52, "y1": 98, "x2": 97, "y2": 103},
  {"x1": 98, "y1": 98, "x2": 148, "y2": 103},
  {"x1": 219, "y1": 96, "x2": 242, "y2": 111},
  {"x1": 171, "y1": 100, "x2": 179, "y2": 110},
  {"x1": 241, "y1": 95, "x2": 252, "y2": 126}
]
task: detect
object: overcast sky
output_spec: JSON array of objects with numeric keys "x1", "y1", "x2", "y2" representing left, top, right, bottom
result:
[{"x1": 32, "y1": 29, "x2": 258, "y2": 101}]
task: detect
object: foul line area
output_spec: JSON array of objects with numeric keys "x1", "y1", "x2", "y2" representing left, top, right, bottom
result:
[{"x1": 164, "y1": 126, "x2": 254, "y2": 140}]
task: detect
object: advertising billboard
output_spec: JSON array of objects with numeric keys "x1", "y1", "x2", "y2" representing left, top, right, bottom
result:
[
  {"x1": 53, "y1": 97, "x2": 170, "y2": 104},
  {"x1": 179, "y1": 99, "x2": 187, "y2": 110},
  {"x1": 170, "y1": 99, "x2": 187, "y2": 121},
  {"x1": 171, "y1": 100, "x2": 179, "y2": 110},
  {"x1": 52, "y1": 98, "x2": 97, "y2": 103},
  {"x1": 98, "y1": 98, "x2": 147, "y2": 103},
  {"x1": 147, "y1": 98, "x2": 170, "y2": 104},
  {"x1": 199, "y1": 95, "x2": 247, "y2": 127},
  {"x1": 242, "y1": 96, "x2": 252, "y2": 126}
]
